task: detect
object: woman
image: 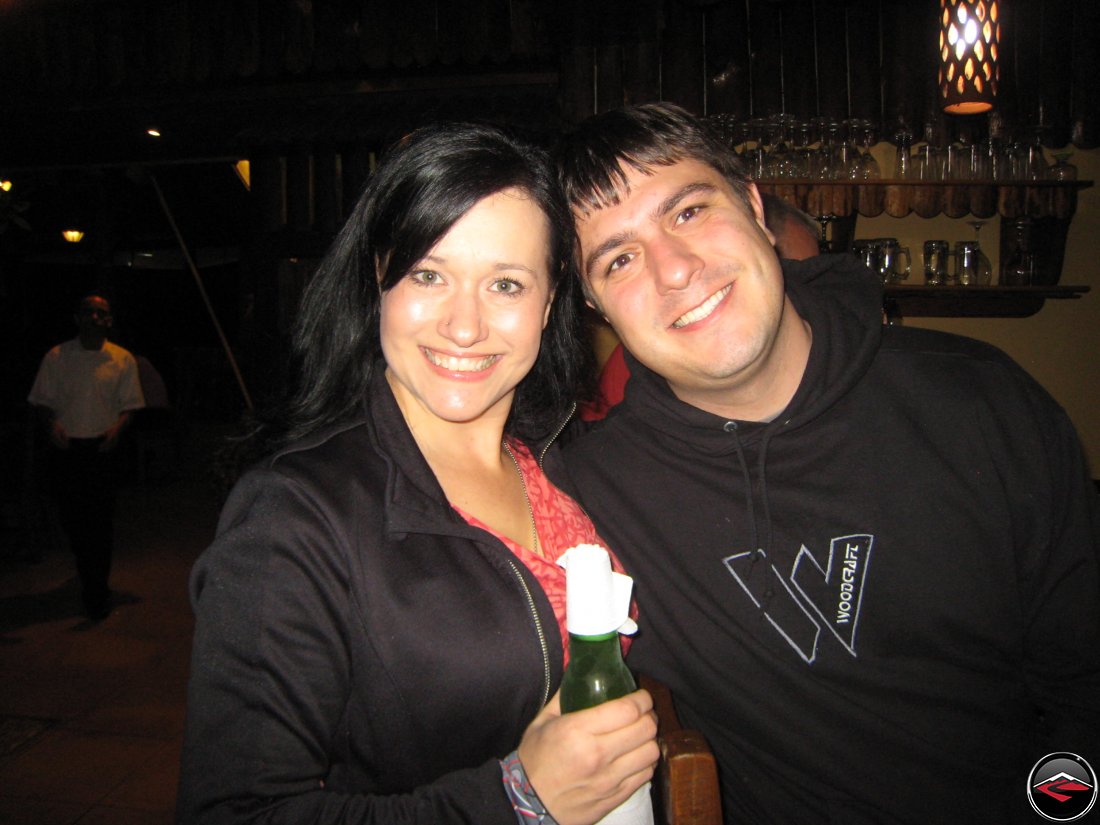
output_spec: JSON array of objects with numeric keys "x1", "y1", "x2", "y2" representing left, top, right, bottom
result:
[{"x1": 177, "y1": 123, "x2": 658, "y2": 825}]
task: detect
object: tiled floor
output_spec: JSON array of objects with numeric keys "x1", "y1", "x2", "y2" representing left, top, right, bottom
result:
[{"x1": 0, "y1": 430, "x2": 224, "y2": 825}]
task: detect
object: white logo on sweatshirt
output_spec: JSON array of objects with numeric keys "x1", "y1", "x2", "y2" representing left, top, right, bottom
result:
[{"x1": 723, "y1": 534, "x2": 873, "y2": 664}]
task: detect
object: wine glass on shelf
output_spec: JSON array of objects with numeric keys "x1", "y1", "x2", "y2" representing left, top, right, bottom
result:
[
  {"x1": 791, "y1": 120, "x2": 814, "y2": 179},
  {"x1": 962, "y1": 219, "x2": 993, "y2": 285},
  {"x1": 766, "y1": 114, "x2": 794, "y2": 179},
  {"x1": 743, "y1": 117, "x2": 768, "y2": 180},
  {"x1": 1048, "y1": 150, "x2": 1077, "y2": 181},
  {"x1": 814, "y1": 213, "x2": 838, "y2": 253},
  {"x1": 855, "y1": 120, "x2": 881, "y2": 180},
  {"x1": 835, "y1": 120, "x2": 861, "y2": 180}
]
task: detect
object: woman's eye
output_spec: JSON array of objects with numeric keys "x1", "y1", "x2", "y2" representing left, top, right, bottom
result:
[
  {"x1": 409, "y1": 270, "x2": 441, "y2": 285},
  {"x1": 491, "y1": 278, "x2": 524, "y2": 295}
]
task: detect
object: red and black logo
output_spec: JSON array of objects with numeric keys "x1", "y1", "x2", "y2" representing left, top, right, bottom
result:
[{"x1": 1027, "y1": 753, "x2": 1097, "y2": 822}]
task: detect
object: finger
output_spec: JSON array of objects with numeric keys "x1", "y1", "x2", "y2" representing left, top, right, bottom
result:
[
  {"x1": 607, "y1": 732, "x2": 661, "y2": 779},
  {"x1": 564, "y1": 690, "x2": 653, "y2": 735},
  {"x1": 591, "y1": 712, "x2": 660, "y2": 769}
]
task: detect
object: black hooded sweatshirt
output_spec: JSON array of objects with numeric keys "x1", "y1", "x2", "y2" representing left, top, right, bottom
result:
[{"x1": 563, "y1": 254, "x2": 1100, "y2": 825}]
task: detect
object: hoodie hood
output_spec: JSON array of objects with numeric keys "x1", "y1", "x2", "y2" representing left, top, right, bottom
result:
[
  {"x1": 612, "y1": 253, "x2": 884, "y2": 567},
  {"x1": 620, "y1": 253, "x2": 883, "y2": 450}
]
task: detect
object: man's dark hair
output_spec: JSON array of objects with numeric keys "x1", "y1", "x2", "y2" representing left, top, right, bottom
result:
[
  {"x1": 555, "y1": 102, "x2": 753, "y2": 217},
  {"x1": 264, "y1": 121, "x2": 589, "y2": 449}
]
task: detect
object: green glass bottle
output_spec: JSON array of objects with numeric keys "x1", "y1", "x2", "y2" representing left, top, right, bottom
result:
[
  {"x1": 557, "y1": 544, "x2": 653, "y2": 825},
  {"x1": 560, "y1": 630, "x2": 636, "y2": 712}
]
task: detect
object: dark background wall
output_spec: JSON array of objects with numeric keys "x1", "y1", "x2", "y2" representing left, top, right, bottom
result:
[{"x1": 1, "y1": 0, "x2": 1097, "y2": 423}]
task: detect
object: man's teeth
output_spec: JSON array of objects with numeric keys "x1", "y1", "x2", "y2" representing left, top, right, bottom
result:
[
  {"x1": 424, "y1": 350, "x2": 498, "y2": 372},
  {"x1": 673, "y1": 285, "x2": 731, "y2": 328}
]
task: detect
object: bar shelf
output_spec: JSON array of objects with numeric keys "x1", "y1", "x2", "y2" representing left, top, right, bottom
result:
[
  {"x1": 883, "y1": 284, "x2": 1091, "y2": 318},
  {"x1": 756, "y1": 179, "x2": 1093, "y2": 220}
]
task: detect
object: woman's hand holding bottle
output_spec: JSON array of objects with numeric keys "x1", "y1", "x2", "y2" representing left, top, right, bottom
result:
[{"x1": 517, "y1": 688, "x2": 659, "y2": 825}]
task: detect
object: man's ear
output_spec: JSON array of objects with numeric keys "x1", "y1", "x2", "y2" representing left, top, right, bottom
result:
[{"x1": 746, "y1": 183, "x2": 776, "y2": 246}]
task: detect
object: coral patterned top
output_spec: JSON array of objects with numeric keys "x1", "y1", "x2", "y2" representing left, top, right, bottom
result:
[{"x1": 453, "y1": 439, "x2": 634, "y2": 669}]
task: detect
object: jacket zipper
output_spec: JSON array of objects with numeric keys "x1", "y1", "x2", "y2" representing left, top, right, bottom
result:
[
  {"x1": 537, "y1": 402, "x2": 577, "y2": 470},
  {"x1": 505, "y1": 556, "x2": 552, "y2": 706},
  {"x1": 507, "y1": 401, "x2": 575, "y2": 707}
]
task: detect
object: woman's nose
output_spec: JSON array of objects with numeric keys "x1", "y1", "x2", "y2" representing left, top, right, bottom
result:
[{"x1": 439, "y1": 290, "x2": 487, "y2": 346}]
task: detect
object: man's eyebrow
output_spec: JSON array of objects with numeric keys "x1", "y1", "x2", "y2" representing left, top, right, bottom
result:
[
  {"x1": 584, "y1": 230, "x2": 635, "y2": 279},
  {"x1": 653, "y1": 181, "x2": 718, "y2": 223},
  {"x1": 583, "y1": 181, "x2": 719, "y2": 278}
]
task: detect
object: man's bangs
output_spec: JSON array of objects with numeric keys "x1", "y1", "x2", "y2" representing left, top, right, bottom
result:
[{"x1": 568, "y1": 151, "x2": 681, "y2": 217}]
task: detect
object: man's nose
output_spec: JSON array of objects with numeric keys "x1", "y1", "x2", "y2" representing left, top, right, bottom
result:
[
  {"x1": 439, "y1": 290, "x2": 488, "y2": 346},
  {"x1": 649, "y1": 235, "x2": 704, "y2": 293}
]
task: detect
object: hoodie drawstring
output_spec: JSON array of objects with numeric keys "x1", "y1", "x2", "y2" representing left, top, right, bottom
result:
[{"x1": 725, "y1": 419, "x2": 779, "y2": 603}]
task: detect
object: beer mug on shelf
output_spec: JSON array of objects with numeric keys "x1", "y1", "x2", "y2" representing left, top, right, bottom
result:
[
  {"x1": 851, "y1": 239, "x2": 879, "y2": 274},
  {"x1": 876, "y1": 238, "x2": 911, "y2": 283},
  {"x1": 922, "y1": 240, "x2": 951, "y2": 285},
  {"x1": 953, "y1": 240, "x2": 993, "y2": 285}
]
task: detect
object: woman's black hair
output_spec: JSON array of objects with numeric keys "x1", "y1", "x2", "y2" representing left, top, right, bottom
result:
[{"x1": 263, "y1": 121, "x2": 588, "y2": 449}]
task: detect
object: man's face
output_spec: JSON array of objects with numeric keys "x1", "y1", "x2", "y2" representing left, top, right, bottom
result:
[
  {"x1": 575, "y1": 158, "x2": 807, "y2": 419},
  {"x1": 75, "y1": 296, "x2": 113, "y2": 343}
]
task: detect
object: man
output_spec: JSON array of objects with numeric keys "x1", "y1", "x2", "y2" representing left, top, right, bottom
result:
[
  {"x1": 28, "y1": 293, "x2": 145, "y2": 619},
  {"x1": 761, "y1": 193, "x2": 821, "y2": 262},
  {"x1": 581, "y1": 193, "x2": 820, "y2": 421},
  {"x1": 556, "y1": 103, "x2": 1100, "y2": 824}
]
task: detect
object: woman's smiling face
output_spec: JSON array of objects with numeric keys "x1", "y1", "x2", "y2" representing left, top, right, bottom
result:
[{"x1": 380, "y1": 187, "x2": 554, "y2": 433}]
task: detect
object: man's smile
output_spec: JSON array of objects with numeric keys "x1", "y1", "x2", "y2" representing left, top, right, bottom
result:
[{"x1": 672, "y1": 284, "x2": 732, "y2": 329}]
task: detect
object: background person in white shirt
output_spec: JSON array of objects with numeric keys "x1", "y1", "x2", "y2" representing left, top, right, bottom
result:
[{"x1": 28, "y1": 293, "x2": 145, "y2": 620}]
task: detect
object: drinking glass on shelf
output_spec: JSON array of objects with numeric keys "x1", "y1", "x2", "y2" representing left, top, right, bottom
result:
[
  {"x1": 792, "y1": 121, "x2": 815, "y2": 179},
  {"x1": 767, "y1": 114, "x2": 795, "y2": 179},
  {"x1": 914, "y1": 144, "x2": 946, "y2": 181},
  {"x1": 876, "y1": 238, "x2": 911, "y2": 283},
  {"x1": 968, "y1": 140, "x2": 991, "y2": 179},
  {"x1": 893, "y1": 130, "x2": 913, "y2": 179},
  {"x1": 947, "y1": 135, "x2": 973, "y2": 180},
  {"x1": 954, "y1": 241, "x2": 993, "y2": 285},
  {"x1": 1001, "y1": 218, "x2": 1039, "y2": 286},
  {"x1": 1048, "y1": 151, "x2": 1077, "y2": 181},
  {"x1": 923, "y1": 240, "x2": 950, "y2": 285},
  {"x1": 817, "y1": 121, "x2": 843, "y2": 180},
  {"x1": 852, "y1": 239, "x2": 877, "y2": 272},
  {"x1": 982, "y1": 138, "x2": 1008, "y2": 181},
  {"x1": 835, "y1": 120, "x2": 862, "y2": 180},
  {"x1": 743, "y1": 117, "x2": 769, "y2": 179},
  {"x1": 1024, "y1": 127, "x2": 1049, "y2": 180},
  {"x1": 855, "y1": 120, "x2": 881, "y2": 180},
  {"x1": 704, "y1": 113, "x2": 739, "y2": 150}
]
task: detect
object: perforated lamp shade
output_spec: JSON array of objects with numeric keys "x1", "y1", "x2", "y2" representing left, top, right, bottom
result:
[{"x1": 939, "y1": 0, "x2": 1000, "y2": 114}]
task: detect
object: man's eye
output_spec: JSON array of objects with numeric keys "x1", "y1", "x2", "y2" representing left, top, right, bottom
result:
[
  {"x1": 607, "y1": 252, "x2": 633, "y2": 274},
  {"x1": 676, "y1": 205, "x2": 703, "y2": 224}
]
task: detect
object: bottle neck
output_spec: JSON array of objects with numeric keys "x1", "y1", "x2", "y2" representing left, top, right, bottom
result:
[
  {"x1": 568, "y1": 630, "x2": 619, "y2": 644},
  {"x1": 566, "y1": 631, "x2": 628, "y2": 671}
]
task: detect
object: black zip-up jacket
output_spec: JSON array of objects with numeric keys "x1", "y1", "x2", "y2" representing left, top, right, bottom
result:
[
  {"x1": 564, "y1": 254, "x2": 1100, "y2": 825},
  {"x1": 177, "y1": 367, "x2": 567, "y2": 824}
]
